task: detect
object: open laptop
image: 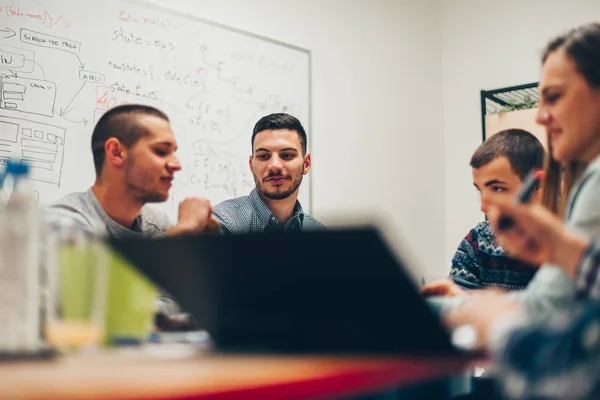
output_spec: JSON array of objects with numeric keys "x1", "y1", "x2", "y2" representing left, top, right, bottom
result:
[{"x1": 109, "y1": 226, "x2": 472, "y2": 356}]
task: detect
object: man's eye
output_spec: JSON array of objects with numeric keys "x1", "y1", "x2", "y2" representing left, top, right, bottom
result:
[
  {"x1": 155, "y1": 149, "x2": 167, "y2": 156},
  {"x1": 492, "y1": 187, "x2": 507, "y2": 193},
  {"x1": 256, "y1": 154, "x2": 269, "y2": 160},
  {"x1": 281, "y1": 153, "x2": 295, "y2": 160},
  {"x1": 546, "y1": 94, "x2": 560, "y2": 104}
]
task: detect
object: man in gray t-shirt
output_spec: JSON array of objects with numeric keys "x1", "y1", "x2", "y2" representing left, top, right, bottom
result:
[{"x1": 47, "y1": 104, "x2": 219, "y2": 329}]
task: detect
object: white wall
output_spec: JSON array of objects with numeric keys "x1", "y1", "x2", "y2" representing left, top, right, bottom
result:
[
  {"x1": 441, "y1": 0, "x2": 600, "y2": 271},
  {"x1": 114, "y1": 1, "x2": 600, "y2": 280},
  {"x1": 145, "y1": 0, "x2": 446, "y2": 280},
  {"x1": 146, "y1": 1, "x2": 600, "y2": 280}
]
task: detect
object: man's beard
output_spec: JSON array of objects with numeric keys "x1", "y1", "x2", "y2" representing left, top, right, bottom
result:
[
  {"x1": 124, "y1": 162, "x2": 168, "y2": 204},
  {"x1": 254, "y1": 171, "x2": 303, "y2": 200}
]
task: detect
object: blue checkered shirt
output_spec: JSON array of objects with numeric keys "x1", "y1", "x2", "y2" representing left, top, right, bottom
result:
[
  {"x1": 212, "y1": 188, "x2": 325, "y2": 234},
  {"x1": 494, "y1": 240, "x2": 600, "y2": 400}
]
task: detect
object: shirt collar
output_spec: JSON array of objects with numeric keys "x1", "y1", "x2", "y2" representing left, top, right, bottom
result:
[{"x1": 249, "y1": 188, "x2": 305, "y2": 229}]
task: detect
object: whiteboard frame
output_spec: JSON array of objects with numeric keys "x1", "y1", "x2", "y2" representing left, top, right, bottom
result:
[{"x1": 125, "y1": 0, "x2": 314, "y2": 212}]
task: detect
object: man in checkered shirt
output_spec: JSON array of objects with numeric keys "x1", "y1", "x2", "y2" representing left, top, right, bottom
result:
[{"x1": 213, "y1": 113, "x2": 324, "y2": 234}]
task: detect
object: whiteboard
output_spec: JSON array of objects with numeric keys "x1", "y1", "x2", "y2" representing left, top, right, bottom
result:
[{"x1": 0, "y1": 0, "x2": 311, "y2": 219}]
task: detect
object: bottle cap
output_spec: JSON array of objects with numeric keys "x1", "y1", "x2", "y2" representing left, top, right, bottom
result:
[{"x1": 5, "y1": 160, "x2": 29, "y2": 176}]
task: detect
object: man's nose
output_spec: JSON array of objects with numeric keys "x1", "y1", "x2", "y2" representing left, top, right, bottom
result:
[
  {"x1": 167, "y1": 157, "x2": 182, "y2": 172},
  {"x1": 480, "y1": 194, "x2": 489, "y2": 214},
  {"x1": 268, "y1": 155, "x2": 283, "y2": 170}
]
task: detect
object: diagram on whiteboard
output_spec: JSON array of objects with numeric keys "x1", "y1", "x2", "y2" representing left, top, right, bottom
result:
[
  {"x1": 0, "y1": 1, "x2": 310, "y2": 216},
  {"x1": 0, "y1": 115, "x2": 65, "y2": 184}
]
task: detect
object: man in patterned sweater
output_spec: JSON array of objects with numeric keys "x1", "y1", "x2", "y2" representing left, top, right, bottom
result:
[
  {"x1": 422, "y1": 129, "x2": 546, "y2": 297},
  {"x1": 450, "y1": 220, "x2": 538, "y2": 291}
]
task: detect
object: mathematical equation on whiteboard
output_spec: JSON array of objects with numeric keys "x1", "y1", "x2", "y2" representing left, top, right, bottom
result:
[{"x1": 0, "y1": 2, "x2": 308, "y2": 212}]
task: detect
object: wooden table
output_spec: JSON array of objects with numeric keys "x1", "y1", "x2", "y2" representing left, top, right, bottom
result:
[{"x1": 0, "y1": 346, "x2": 476, "y2": 400}]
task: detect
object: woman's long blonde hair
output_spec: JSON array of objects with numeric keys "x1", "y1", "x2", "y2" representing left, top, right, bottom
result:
[{"x1": 541, "y1": 136, "x2": 587, "y2": 217}]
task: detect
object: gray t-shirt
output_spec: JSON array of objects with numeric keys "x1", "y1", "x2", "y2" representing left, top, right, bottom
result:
[
  {"x1": 45, "y1": 188, "x2": 173, "y2": 238},
  {"x1": 45, "y1": 188, "x2": 181, "y2": 316}
]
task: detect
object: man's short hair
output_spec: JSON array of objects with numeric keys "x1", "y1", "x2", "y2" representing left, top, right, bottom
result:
[
  {"x1": 470, "y1": 129, "x2": 545, "y2": 180},
  {"x1": 251, "y1": 113, "x2": 307, "y2": 154},
  {"x1": 91, "y1": 104, "x2": 169, "y2": 176}
]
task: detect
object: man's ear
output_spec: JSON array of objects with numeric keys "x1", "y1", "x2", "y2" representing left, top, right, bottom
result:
[
  {"x1": 303, "y1": 153, "x2": 312, "y2": 175},
  {"x1": 248, "y1": 154, "x2": 253, "y2": 172},
  {"x1": 105, "y1": 138, "x2": 126, "y2": 168}
]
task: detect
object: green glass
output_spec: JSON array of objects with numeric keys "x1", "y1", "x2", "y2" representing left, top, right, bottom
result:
[{"x1": 51, "y1": 241, "x2": 158, "y2": 348}]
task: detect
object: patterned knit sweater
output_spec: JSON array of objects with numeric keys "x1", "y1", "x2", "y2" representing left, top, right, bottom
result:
[{"x1": 450, "y1": 221, "x2": 537, "y2": 291}]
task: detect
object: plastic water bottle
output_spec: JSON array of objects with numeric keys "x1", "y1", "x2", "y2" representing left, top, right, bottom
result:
[{"x1": 0, "y1": 162, "x2": 42, "y2": 353}]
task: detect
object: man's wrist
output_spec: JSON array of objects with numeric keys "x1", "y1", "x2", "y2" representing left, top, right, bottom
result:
[{"x1": 165, "y1": 222, "x2": 197, "y2": 236}]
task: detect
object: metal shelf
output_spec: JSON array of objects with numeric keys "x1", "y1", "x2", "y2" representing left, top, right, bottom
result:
[{"x1": 480, "y1": 82, "x2": 539, "y2": 141}]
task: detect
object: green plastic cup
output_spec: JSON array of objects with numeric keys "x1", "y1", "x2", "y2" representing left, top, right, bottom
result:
[
  {"x1": 47, "y1": 241, "x2": 108, "y2": 351},
  {"x1": 104, "y1": 248, "x2": 158, "y2": 345},
  {"x1": 47, "y1": 238, "x2": 158, "y2": 349}
]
